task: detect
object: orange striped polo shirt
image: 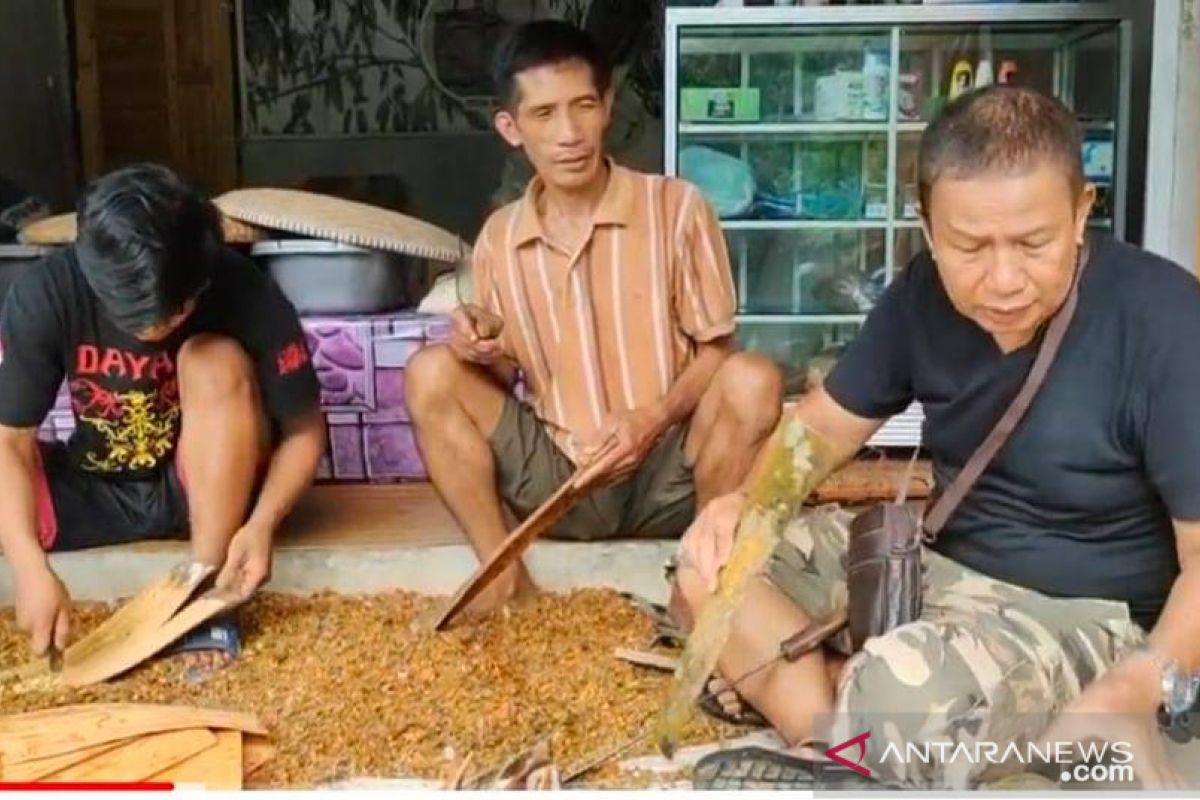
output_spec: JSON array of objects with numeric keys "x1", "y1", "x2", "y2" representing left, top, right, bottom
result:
[{"x1": 472, "y1": 161, "x2": 736, "y2": 462}]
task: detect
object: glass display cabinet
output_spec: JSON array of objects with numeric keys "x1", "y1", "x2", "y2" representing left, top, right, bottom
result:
[{"x1": 665, "y1": 3, "x2": 1133, "y2": 446}]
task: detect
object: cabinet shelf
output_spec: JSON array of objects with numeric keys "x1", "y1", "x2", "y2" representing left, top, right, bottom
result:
[
  {"x1": 724, "y1": 219, "x2": 890, "y2": 230},
  {"x1": 668, "y1": 4, "x2": 1131, "y2": 449},
  {"x1": 681, "y1": 121, "x2": 926, "y2": 137},
  {"x1": 738, "y1": 314, "x2": 868, "y2": 325}
]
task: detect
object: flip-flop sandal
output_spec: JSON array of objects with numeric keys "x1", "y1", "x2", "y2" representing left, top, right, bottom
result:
[
  {"x1": 692, "y1": 746, "x2": 883, "y2": 791},
  {"x1": 695, "y1": 614, "x2": 846, "y2": 730},
  {"x1": 165, "y1": 613, "x2": 241, "y2": 685}
]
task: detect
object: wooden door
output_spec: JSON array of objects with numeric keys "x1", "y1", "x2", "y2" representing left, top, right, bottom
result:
[{"x1": 74, "y1": 0, "x2": 236, "y2": 193}]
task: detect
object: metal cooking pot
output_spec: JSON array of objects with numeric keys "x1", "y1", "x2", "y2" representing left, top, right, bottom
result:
[{"x1": 250, "y1": 239, "x2": 417, "y2": 315}]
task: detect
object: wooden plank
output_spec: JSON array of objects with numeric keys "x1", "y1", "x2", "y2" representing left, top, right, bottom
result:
[
  {"x1": 243, "y1": 734, "x2": 275, "y2": 777},
  {"x1": 2, "y1": 740, "x2": 128, "y2": 782},
  {"x1": 0, "y1": 561, "x2": 213, "y2": 690},
  {"x1": 62, "y1": 561, "x2": 214, "y2": 669},
  {"x1": 73, "y1": 0, "x2": 104, "y2": 178},
  {"x1": 0, "y1": 704, "x2": 265, "y2": 765},
  {"x1": 614, "y1": 649, "x2": 679, "y2": 673},
  {"x1": 172, "y1": 0, "x2": 237, "y2": 192},
  {"x1": 160, "y1": 0, "x2": 183, "y2": 176},
  {"x1": 45, "y1": 729, "x2": 215, "y2": 782},
  {"x1": 61, "y1": 587, "x2": 242, "y2": 687},
  {"x1": 149, "y1": 730, "x2": 242, "y2": 790}
]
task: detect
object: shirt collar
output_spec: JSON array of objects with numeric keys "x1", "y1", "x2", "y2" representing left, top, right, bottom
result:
[{"x1": 512, "y1": 157, "x2": 634, "y2": 247}]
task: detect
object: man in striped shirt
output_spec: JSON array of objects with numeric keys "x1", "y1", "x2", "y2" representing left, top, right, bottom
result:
[{"x1": 406, "y1": 20, "x2": 783, "y2": 614}]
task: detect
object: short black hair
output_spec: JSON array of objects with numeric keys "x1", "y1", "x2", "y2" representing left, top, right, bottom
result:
[
  {"x1": 76, "y1": 163, "x2": 222, "y2": 333},
  {"x1": 491, "y1": 20, "x2": 612, "y2": 108},
  {"x1": 918, "y1": 85, "x2": 1084, "y2": 216}
]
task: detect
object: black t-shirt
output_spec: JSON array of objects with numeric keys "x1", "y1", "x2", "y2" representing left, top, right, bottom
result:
[
  {"x1": 0, "y1": 247, "x2": 319, "y2": 479},
  {"x1": 825, "y1": 235, "x2": 1200, "y2": 630}
]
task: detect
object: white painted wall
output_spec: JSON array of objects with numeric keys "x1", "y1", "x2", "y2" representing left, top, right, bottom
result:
[{"x1": 1144, "y1": 0, "x2": 1200, "y2": 272}]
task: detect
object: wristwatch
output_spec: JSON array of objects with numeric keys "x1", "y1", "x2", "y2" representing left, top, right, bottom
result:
[{"x1": 1134, "y1": 645, "x2": 1200, "y2": 717}]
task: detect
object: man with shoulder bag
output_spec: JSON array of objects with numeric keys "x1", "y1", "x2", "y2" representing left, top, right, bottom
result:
[{"x1": 672, "y1": 86, "x2": 1200, "y2": 790}]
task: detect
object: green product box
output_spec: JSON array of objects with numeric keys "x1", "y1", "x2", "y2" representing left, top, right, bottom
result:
[{"x1": 680, "y1": 87, "x2": 761, "y2": 122}]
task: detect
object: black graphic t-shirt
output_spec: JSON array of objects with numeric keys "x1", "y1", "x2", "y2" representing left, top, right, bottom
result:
[{"x1": 0, "y1": 247, "x2": 320, "y2": 480}]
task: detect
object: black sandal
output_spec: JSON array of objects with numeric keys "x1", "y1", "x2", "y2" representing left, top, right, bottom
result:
[{"x1": 693, "y1": 746, "x2": 883, "y2": 791}]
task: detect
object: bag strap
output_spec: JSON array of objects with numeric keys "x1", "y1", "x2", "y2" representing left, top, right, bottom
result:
[{"x1": 922, "y1": 241, "x2": 1090, "y2": 542}]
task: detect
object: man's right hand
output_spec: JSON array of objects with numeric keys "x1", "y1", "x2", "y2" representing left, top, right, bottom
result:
[
  {"x1": 449, "y1": 304, "x2": 505, "y2": 365},
  {"x1": 14, "y1": 564, "x2": 70, "y2": 656},
  {"x1": 679, "y1": 490, "x2": 746, "y2": 592}
]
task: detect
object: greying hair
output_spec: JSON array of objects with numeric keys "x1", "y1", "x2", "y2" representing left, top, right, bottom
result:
[{"x1": 918, "y1": 85, "x2": 1084, "y2": 216}]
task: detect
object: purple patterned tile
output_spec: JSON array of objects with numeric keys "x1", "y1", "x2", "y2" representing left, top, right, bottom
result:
[
  {"x1": 374, "y1": 368, "x2": 406, "y2": 416},
  {"x1": 329, "y1": 420, "x2": 366, "y2": 480},
  {"x1": 304, "y1": 318, "x2": 375, "y2": 411},
  {"x1": 365, "y1": 422, "x2": 426, "y2": 480}
]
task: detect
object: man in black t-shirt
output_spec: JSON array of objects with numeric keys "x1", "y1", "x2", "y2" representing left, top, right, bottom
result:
[
  {"x1": 674, "y1": 87, "x2": 1200, "y2": 789},
  {"x1": 0, "y1": 164, "x2": 324, "y2": 662}
]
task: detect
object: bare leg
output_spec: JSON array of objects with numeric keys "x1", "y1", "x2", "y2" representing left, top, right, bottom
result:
[
  {"x1": 176, "y1": 334, "x2": 270, "y2": 673},
  {"x1": 406, "y1": 345, "x2": 534, "y2": 613},
  {"x1": 685, "y1": 352, "x2": 782, "y2": 509},
  {"x1": 677, "y1": 564, "x2": 839, "y2": 746}
]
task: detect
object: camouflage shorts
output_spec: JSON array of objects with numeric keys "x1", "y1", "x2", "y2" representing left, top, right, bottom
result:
[{"x1": 766, "y1": 506, "x2": 1148, "y2": 789}]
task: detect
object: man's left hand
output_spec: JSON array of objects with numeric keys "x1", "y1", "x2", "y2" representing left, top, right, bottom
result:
[
  {"x1": 1039, "y1": 656, "x2": 1184, "y2": 789},
  {"x1": 576, "y1": 405, "x2": 670, "y2": 488},
  {"x1": 215, "y1": 522, "x2": 274, "y2": 602}
]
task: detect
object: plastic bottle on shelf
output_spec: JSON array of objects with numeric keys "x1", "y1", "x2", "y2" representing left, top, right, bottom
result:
[
  {"x1": 862, "y1": 45, "x2": 890, "y2": 121},
  {"x1": 949, "y1": 59, "x2": 974, "y2": 100},
  {"x1": 975, "y1": 55, "x2": 994, "y2": 88},
  {"x1": 975, "y1": 28, "x2": 994, "y2": 88}
]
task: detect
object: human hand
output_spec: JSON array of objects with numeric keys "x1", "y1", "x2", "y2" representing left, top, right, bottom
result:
[
  {"x1": 14, "y1": 563, "x2": 70, "y2": 656},
  {"x1": 1037, "y1": 657, "x2": 1184, "y2": 790},
  {"x1": 215, "y1": 522, "x2": 274, "y2": 602},
  {"x1": 678, "y1": 490, "x2": 746, "y2": 592},
  {"x1": 574, "y1": 405, "x2": 670, "y2": 488},
  {"x1": 449, "y1": 304, "x2": 505, "y2": 365}
]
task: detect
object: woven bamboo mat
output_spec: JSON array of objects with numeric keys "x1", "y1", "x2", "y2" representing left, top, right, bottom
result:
[{"x1": 214, "y1": 188, "x2": 468, "y2": 263}]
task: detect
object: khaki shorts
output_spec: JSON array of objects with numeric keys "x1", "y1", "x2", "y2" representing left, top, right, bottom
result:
[
  {"x1": 765, "y1": 506, "x2": 1148, "y2": 789},
  {"x1": 489, "y1": 397, "x2": 695, "y2": 541}
]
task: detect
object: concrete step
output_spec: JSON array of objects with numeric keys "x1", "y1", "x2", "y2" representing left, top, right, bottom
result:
[{"x1": 0, "y1": 484, "x2": 676, "y2": 604}]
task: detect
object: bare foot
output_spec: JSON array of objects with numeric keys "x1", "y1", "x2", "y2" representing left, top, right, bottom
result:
[
  {"x1": 463, "y1": 570, "x2": 539, "y2": 620},
  {"x1": 707, "y1": 676, "x2": 745, "y2": 718}
]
